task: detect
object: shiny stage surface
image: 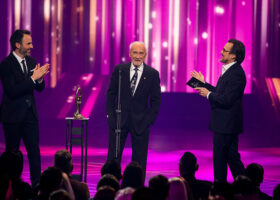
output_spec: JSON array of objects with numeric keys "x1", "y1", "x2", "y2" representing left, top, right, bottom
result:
[{"x1": 1, "y1": 145, "x2": 279, "y2": 198}]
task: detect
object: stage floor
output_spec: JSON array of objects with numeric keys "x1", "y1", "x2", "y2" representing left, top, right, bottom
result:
[{"x1": 1, "y1": 145, "x2": 279, "y2": 197}]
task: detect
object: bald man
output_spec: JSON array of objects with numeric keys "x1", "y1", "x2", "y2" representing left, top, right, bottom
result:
[{"x1": 106, "y1": 42, "x2": 161, "y2": 177}]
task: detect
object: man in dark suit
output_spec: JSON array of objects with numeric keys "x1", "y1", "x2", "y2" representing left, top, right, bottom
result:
[
  {"x1": 106, "y1": 41, "x2": 161, "y2": 176},
  {"x1": 191, "y1": 39, "x2": 246, "y2": 181},
  {"x1": 0, "y1": 29, "x2": 49, "y2": 187}
]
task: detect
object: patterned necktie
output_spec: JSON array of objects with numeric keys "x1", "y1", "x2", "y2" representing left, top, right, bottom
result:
[
  {"x1": 21, "y1": 60, "x2": 28, "y2": 77},
  {"x1": 130, "y1": 68, "x2": 138, "y2": 95}
]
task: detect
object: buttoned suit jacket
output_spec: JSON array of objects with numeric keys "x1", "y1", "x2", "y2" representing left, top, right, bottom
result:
[
  {"x1": 0, "y1": 52, "x2": 45, "y2": 123},
  {"x1": 204, "y1": 63, "x2": 246, "y2": 134},
  {"x1": 106, "y1": 62, "x2": 161, "y2": 134}
]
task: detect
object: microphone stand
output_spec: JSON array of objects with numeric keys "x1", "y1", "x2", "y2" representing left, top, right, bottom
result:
[{"x1": 115, "y1": 69, "x2": 122, "y2": 159}]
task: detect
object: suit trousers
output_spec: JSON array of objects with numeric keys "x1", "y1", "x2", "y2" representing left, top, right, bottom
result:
[
  {"x1": 107, "y1": 116, "x2": 150, "y2": 178},
  {"x1": 213, "y1": 133, "x2": 245, "y2": 181},
  {"x1": 3, "y1": 108, "x2": 41, "y2": 187}
]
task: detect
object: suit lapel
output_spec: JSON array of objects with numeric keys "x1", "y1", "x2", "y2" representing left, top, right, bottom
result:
[
  {"x1": 133, "y1": 63, "x2": 148, "y2": 97},
  {"x1": 8, "y1": 53, "x2": 25, "y2": 78}
]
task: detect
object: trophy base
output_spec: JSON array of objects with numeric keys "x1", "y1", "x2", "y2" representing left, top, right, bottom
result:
[{"x1": 74, "y1": 113, "x2": 84, "y2": 120}]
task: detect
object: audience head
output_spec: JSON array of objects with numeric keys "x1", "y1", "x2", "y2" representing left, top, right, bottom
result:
[
  {"x1": 115, "y1": 187, "x2": 135, "y2": 200},
  {"x1": 273, "y1": 184, "x2": 280, "y2": 200},
  {"x1": 49, "y1": 189, "x2": 71, "y2": 200},
  {"x1": 149, "y1": 175, "x2": 169, "y2": 200},
  {"x1": 101, "y1": 160, "x2": 122, "y2": 181},
  {"x1": 245, "y1": 163, "x2": 264, "y2": 187},
  {"x1": 209, "y1": 180, "x2": 234, "y2": 200},
  {"x1": 54, "y1": 149, "x2": 73, "y2": 175},
  {"x1": 97, "y1": 174, "x2": 120, "y2": 192},
  {"x1": 121, "y1": 162, "x2": 144, "y2": 189},
  {"x1": 233, "y1": 175, "x2": 254, "y2": 197},
  {"x1": 0, "y1": 149, "x2": 24, "y2": 181},
  {"x1": 39, "y1": 167, "x2": 63, "y2": 195},
  {"x1": 168, "y1": 177, "x2": 188, "y2": 200},
  {"x1": 132, "y1": 187, "x2": 156, "y2": 200},
  {"x1": 179, "y1": 151, "x2": 198, "y2": 177},
  {"x1": 94, "y1": 185, "x2": 115, "y2": 200}
]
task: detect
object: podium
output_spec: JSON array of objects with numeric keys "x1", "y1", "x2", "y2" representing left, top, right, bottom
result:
[{"x1": 65, "y1": 117, "x2": 89, "y2": 182}]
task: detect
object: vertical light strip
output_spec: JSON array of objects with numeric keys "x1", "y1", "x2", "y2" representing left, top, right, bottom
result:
[
  {"x1": 173, "y1": 0, "x2": 180, "y2": 89},
  {"x1": 260, "y1": 0, "x2": 268, "y2": 77},
  {"x1": 89, "y1": 0, "x2": 97, "y2": 67},
  {"x1": 57, "y1": 0, "x2": 63, "y2": 80},
  {"x1": 151, "y1": 1, "x2": 161, "y2": 72},
  {"x1": 7, "y1": 0, "x2": 13, "y2": 53},
  {"x1": 114, "y1": 0, "x2": 121, "y2": 65},
  {"x1": 22, "y1": 0, "x2": 31, "y2": 30},
  {"x1": 51, "y1": 0, "x2": 57, "y2": 88},
  {"x1": 101, "y1": 0, "x2": 109, "y2": 74},
  {"x1": 14, "y1": 0, "x2": 21, "y2": 29},
  {"x1": 144, "y1": 0, "x2": 150, "y2": 62},
  {"x1": 167, "y1": 0, "x2": 174, "y2": 91},
  {"x1": 44, "y1": 0, "x2": 50, "y2": 64}
]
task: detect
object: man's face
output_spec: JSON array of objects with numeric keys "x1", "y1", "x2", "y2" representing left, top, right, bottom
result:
[
  {"x1": 220, "y1": 42, "x2": 235, "y2": 64},
  {"x1": 16, "y1": 34, "x2": 33, "y2": 58},
  {"x1": 129, "y1": 43, "x2": 146, "y2": 67}
]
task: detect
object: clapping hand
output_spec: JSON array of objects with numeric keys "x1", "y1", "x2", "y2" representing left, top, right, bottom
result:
[{"x1": 31, "y1": 63, "x2": 50, "y2": 81}]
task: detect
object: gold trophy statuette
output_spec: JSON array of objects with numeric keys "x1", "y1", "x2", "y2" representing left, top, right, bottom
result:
[{"x1": 74, "y1": 85, "x2": 84, "y2": 119}]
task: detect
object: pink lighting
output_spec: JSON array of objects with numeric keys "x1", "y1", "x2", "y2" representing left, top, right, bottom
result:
[
  {"x1": 202, "y1": 32, "x2": 208, "y2": 39},
  {"x1": 215, "y1": 6, "x2": 225, "y2": 15}
]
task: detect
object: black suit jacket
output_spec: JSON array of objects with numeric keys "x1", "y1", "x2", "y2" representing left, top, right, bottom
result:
[
  {"x1": 106, "y1": 63, "x2": 161, "y2": 133},
  {"x1": 0, "y1": 53, "x2": 45, "y2": 123},
  {"x1": 204, "y1": 63, "x2": 246, "y2": 134}
]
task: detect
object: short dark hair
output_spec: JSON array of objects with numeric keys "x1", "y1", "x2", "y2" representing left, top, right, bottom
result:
[
  {"x1": 40, "y1": 167, "x2": 62, "y2": 194},
  {"x1": 228, "y1": 39, "x2": 245, "y2": 65},
  {"x1": 101, "y1": 160, "x2": 122, "y2": 181},
  {"x1": 121, "y1": 162, "x2": 144, "y2": 189},
  {"x1": 179, "y1": 151, "x2": 197, "y2": 176},
  {"x1": 54, "y1": 149, "x2": 73, "y2": 175},
  {"x1": 10, "y1": 29, "x2": 31, "y2": 51},
  {"x1": 149, "y1": 175, "x2": 169, "y2": 200},
  {"x1": 0, "y1": 150, "x2": 24, "y2": 180},
  {"x1": 245, "y1": 163, "x2": 264, "y2": 187},
  {"x1": 97, "y1": 174, "x2": 120, "y2": 192}
]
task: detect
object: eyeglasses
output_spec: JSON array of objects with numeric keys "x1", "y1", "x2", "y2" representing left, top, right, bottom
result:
[{"x1": 222, "y1": 48, "x2": 230, "y2": 53}]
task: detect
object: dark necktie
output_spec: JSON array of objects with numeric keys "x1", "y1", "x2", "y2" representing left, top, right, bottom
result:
[
  {"x1": 21, "y1": 60, "x2": 28, "y2": 77},
  {"x1": 130, "y1": 68, "x2": 138, "y2": 95}
]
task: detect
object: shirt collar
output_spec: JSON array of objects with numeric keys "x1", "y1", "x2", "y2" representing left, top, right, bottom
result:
[
  {"x1": 130, "y1": 62, "x2": 144, "y2": 72},
  {"x1": 12, "y1": 51, "x2": 25, "y2": 64},
  {"x1": 222, "y1": 61, "x2": 236, "y2": 75}
]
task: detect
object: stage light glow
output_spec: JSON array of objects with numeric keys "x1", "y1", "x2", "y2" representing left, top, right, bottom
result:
[
  {"x1": 215, "y1": 6, "x2": 224, "y2": 15},
  {"x1": 121, "y1": 57, "x2": 125, "y2": 62},
  {"x1": 148, "y1": 23, "x2": 153, "y2": 29},
  {"x1": 242, "y1": 1, "x2": 246, "y2": 6},
  {"x1": 202, "y1": 32, "x2": 208, "y2": 39},
  {"x1": 162, "y1": 41, "x2": 168, "y2": 48},
  {"x1": 152, "y1": 11, "x2": 156, "y2": 18},
  {"x1": 187, "y1": 18, "x2": 191, "y2": 25},
  {"x1": 161, "y1": 86, "x2": 166, "y2": 92},
  {"x1": 194, "y1": 38, "x2": 198, "y2": 44}
]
